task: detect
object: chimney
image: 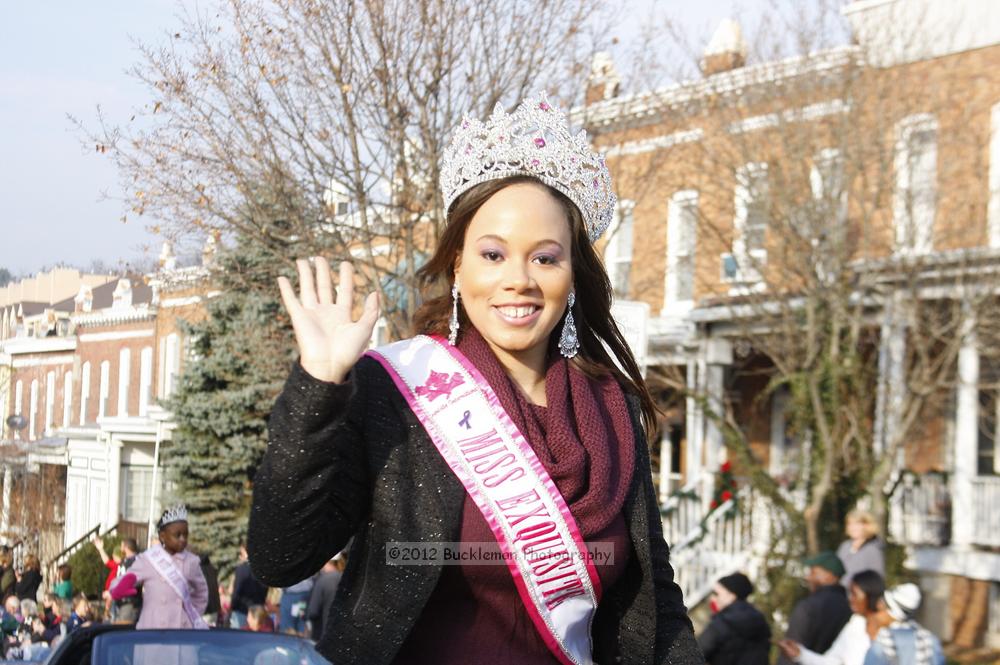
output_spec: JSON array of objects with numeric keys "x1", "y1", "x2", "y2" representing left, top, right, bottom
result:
[
  {"x1": 159, "y1": 241, "x2": 177, "y2": 271},
  {"x1": 701, "y1": 19, "x2": 747, "y2": 76},
  {"x1": 202, "y1": 232, "x2": 219, "y2": 268},
  {"x1": 585, "y1": 52, "x2": 621, "y2": 105},
  {"x1": 74, "y1": 285, "x2": 93, "y2": 313},
  {"x1": 112, "y1": 278, "x2": 133, "y2": 310}
]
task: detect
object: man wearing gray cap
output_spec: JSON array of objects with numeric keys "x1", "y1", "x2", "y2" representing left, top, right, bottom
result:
[{"x1": 864, "y1": 584, "x2": 944, "y2": 665}]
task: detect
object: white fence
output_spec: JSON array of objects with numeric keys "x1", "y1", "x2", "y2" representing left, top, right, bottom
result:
[
  {"x1": 971, "y1": 476, "x2": 1000, "y2": 547},
  {"x1": 888, "y1": 473, "x2": 950, "y2": 546}
]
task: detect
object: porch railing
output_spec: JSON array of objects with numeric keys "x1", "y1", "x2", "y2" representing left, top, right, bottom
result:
[
  {"x1": 669, "y1": 491, "x2": 753, "y2": 606},
  {"x1": 888, "y1": 472, "x2": 950, "y2": 547},
  {"x1": 662, "y1": 482, "x2": 703, "y2": 547},
  {"x1": 971, "y1": 476, "x2": 1000, "y2": 547},
  {"x1": 44, "y1": 523, "x2": 116, "y2": 593}
]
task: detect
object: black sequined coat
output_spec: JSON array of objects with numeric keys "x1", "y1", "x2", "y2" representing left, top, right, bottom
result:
[{"x1": 248, "y1": 358, "x2": 704, "y2": 665}]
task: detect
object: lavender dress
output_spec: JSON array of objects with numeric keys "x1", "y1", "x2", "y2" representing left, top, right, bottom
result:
[{"x1": 115, "y1": 547, "x2": 209, "y2": 629}]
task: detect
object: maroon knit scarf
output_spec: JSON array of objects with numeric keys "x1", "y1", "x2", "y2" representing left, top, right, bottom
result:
[{"x1": 456, "y1": 328, "x2": 636, "y2": 536}]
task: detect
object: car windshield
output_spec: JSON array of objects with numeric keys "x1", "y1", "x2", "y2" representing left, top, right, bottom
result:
[{"x1": 92, "y1": 630, "x2": 331, "y2": 665}]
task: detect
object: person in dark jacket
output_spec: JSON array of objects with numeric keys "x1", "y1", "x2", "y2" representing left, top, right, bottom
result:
[
  {"x1": 307, "y1": 555, "x2": 345, "y2": 643},
  {"x1": 229, "y1": 544, "x2": 268, "y2": 629},
  {"x1": 248, "y1": 94, "x2": 702, "y2": 665},
  {"x1": 699, "y1": 573, "x2": 771, "y2": 665},
  {"x1": 14, "y1": 555, "x2": 42, "y2": 602},
  {"x1": 198, "y1": 553, "x2": 222, "y2": 626},
  {"x1": 777, "y1": 551, "x2": 853, "y2": 665}
]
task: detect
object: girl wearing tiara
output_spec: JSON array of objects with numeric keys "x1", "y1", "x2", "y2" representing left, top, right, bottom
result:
[
  {"x1": 249, "y1": 95, "x2": 701, "y2": 664},
  {"x1": 111, "y1": 503, "x2": 209, "y2": 630}
]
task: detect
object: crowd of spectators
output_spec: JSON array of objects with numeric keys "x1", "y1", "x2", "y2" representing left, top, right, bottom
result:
[
  {"x1": 699, "y1": 511, "x2": 946, "y2": 665},
  {"x1": 0, "y1": 539, "x2": 346, "y2": 660}
]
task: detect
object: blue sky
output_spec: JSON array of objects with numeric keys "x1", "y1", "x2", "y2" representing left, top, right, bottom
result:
[{"x1": 0, "y1": 0, "x2": 796, "y2": 278}]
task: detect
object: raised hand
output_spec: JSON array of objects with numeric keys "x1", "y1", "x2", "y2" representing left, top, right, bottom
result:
[{"x1": 278, "y1": 258, "x2": 380, "y2": 384}]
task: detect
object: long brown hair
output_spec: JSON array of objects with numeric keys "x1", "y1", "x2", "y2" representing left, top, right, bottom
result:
[{"x1": 413, "y1": 175, "x2": 658, "y2": 435}]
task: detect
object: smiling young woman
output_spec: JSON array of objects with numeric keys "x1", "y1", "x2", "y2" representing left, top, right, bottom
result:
[{"x1": 249, "y1": 95, "x2": 700, "y2": 665}]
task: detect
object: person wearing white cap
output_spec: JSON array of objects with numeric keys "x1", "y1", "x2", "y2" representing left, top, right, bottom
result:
[{"x1": 864, "y1": 583, "x2": 944, "y2": 665}]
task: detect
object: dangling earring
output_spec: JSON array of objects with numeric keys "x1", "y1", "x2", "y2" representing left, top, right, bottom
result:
[
  {"x1": 558, "y1": 291, "x2": 579, "y2": 358},
  {"x1": 448, "y1": 282, "x2": 460, "y2": 345}
]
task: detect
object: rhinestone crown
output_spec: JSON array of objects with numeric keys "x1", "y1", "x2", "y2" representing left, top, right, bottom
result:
[
  {"x1": 158, "y1": 503, "x2": 188, "y2": 528},
  {"x1": 440, "y1": 93, "x2": 616, "y2": 243}
]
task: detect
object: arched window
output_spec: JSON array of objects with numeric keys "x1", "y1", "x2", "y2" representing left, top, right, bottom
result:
[
  {"x1": 118, "y1": 348, "x2": 131, "y2": 417},
  {"x1": 604, "y1": 200, "x2": 635, "y2": 299},
  {"x1": 79, "y1": 362, "x2": 91, "y2": 425},
  {"x1": 63, "y1": 371, "x2": 73, "y2": 428},
  {"x1": 893, "y1": 114, "x2": 938, "y2": 254}
]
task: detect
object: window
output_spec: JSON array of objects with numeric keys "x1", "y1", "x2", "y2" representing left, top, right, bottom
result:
[
  {"x1": 730, "y1": 163, "x2": 768, "y2": 282},
  {"x1": 977, "y1": 358, "x2": 1000, "y2": 475},
  {"x1": 120, "y1": 465, "x2": 156, "y2": 523},
  {"x1": 810, "y1": 149, "x2": 847, "y2": 280},
  {"x1": 139, "y1": 347, "x2": 153, "y2": 417},
  {"x1": 666, "y1": 190, "x2": 699, "y2": 305},
  {"x1": 811, "y1": 149, "x2": 846, "y2": 223},
  {"x1": 118, "y1": 349, "x2": 131, "y2": 417},
  {"x1": 79, "y1": 362, "x2": 91, "y2": 425},
  {"x1": 45, "y1": 371, "x2": 55, "y2": 436},
  {"x1": 99, "y1": 361, "x2": 110, "y2": 419},
  {"x1": 894, "y1": 114, "x2": 937, "y2": 254},
  {"x1": 13, "y1": 381, "x2": 23, "y2": 438},
  {"x1": 989, "y1": 102, "x2": 1000, "y2": 248},
  {"x1": 163, "y1": 333, "x2": 181, "y2": 399},
  {"x1": 605, "y1": 201, "x2": 635, "y2": 299},
  {"x1": 29, "y1": 380, "x2": 38, "y2": 439},
  {"x1": 63, "y1": 371, "x2": 73, "y2": 428}
]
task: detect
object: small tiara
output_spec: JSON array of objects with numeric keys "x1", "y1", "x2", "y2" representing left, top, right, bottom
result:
[
  {"x1": 158, "y1": 503, "x2": 188, "y2": 528},
  {"x1": 440, "y1": 93, "x2": 616, "y2": 243}
]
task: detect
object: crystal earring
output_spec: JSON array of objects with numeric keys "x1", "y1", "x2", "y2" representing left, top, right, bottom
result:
[
  {"x1": 558, "y1": 292, "x2": 579, "y2": 358},
  {"x1": 448, "y1": 282, "x2": 460, "y2": 345}
]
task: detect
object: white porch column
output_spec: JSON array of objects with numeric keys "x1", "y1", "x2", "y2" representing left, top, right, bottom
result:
[
  {"x1": 106, "y1": 437, "x2": 122, "y2": 532},
  {"x1": 658, "y1": 428, "x2": 673, "y2": 505},
  {"x1": 702, "y1": 339, "x2": 732, "y2": 505},
  {"x1": 874, "y1": 294, "x2": 907, "y2": 458},
  {"x1": 684, "y1": 358, "x2": 704, "y2": 494},
  {"x1": 0, "y1": 464, "x2": 11, "y2": 535},
  {"x1": 952, "y1": 326, "x2": 979, "y2": 550},
  {"x1": 704, "y1": 364, "x2": 726, "y2": 478}
]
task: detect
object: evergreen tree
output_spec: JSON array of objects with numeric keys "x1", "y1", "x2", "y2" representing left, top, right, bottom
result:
[{"x1": 163, "y1": 235, "x2": 298, "y2": 580}]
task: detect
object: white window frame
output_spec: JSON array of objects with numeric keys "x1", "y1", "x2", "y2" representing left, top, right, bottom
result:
[
  {"x1": 139, "y1": 347, "x2": 153, "y2": 417},
  {"x1": 118, "y1": 348, "x2": 131, "y2": 417},
  {"x1": 893, "y1": 113, "x2": 938, "y2": 255},
  {"x1": 79, "y1": 362, "x2": 91, "y2": 425},
  {"x1": 44, "y1": 371, "x2": 55, "y2": 436},
  {"x1": 989, "y1": 102, "x2": 1000, "y2": 249},
  {"x1": 665, "y1": 190, "x2": 699, "y2": 308},
  {"x1": 14, "y1": 381, "x2": 23, "y2": 438},
  {"x1": 99, "y1": 360, "x2": 110, "y2": 420},
  {"x1": 163, "y1": 333, "x2": 180, "y2": 399},
  {"x1": 604, "y1": 200, "x2": 635, "y2": 299},
  {"x1": 63, "y1": 371, "x2": 73, "y2": 428},
  {"x1": 730, "y1": 162, "x2": 769, "y2": 283},
  {"x1": 29, "y1": 380, "x2": 38, "y2": 439}
]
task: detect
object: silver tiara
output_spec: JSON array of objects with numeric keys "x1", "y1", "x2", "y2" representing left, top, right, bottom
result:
[
  {"x1": 159, "y1": 503, "x2": 188, "y2": 527},
  {"x1": 440, "y1": 93, "x2": 616, "y2": 243}
]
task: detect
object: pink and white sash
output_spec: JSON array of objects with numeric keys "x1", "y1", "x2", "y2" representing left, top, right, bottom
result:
[
  {"x1": 145, "y1": 545, "x2": 209, "y2": 630},
  {"x1": 366, "y1": 335, "x2": 601, "y2": 665}
]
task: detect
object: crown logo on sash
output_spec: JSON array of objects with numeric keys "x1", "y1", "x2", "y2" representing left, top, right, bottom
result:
[{"x1": 415, "y1": 370, "x2": 465, "y2": 401}]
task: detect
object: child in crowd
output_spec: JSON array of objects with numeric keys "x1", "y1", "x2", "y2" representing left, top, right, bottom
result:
[
  {"x1": 246, "y1": 605, "x2": 275, "y2": 633},
  {"x1": 53, "y1": 565, "x2": 73, "y2": 600}
]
